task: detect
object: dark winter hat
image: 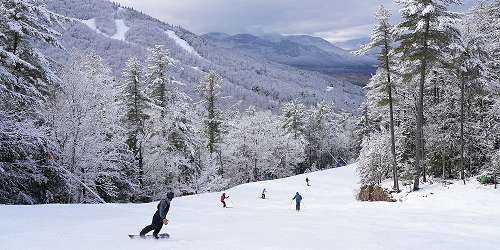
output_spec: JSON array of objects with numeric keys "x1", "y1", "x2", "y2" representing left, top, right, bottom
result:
[{"x1": 167, "y1": 192, "x2": 175, "y2": 199}]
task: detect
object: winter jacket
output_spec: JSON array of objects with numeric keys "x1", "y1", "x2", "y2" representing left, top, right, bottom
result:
[
  {"x1": 220, "y1": 194, "x2": 227, "y2": 202},
  {"x1": 156, "y1": 198, "x2": 171, "y2": 219},
  {"x1": 292, "y1": 193, "x2": 302, "y2": 203}
]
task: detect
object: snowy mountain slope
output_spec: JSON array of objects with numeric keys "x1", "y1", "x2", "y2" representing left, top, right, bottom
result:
[
  {"x1": 202, "y1": 32, "x2": 376, "y2": 83},
  {"x1": 41, "y1": 0, "x2": 366, "y2": 112},
  {"x1": 334, "y1": 37, "x2": 371, "y2": 51},
  {"x1": 2, "y1": 164, "x2": 499, "y2": 250}
]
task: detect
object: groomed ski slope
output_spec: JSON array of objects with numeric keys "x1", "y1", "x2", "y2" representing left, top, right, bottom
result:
[{"x1": 1, "y1": 164, "x2": 500, "y2": 250}]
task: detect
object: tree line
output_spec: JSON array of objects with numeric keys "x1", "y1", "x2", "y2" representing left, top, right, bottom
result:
[{"x1": 356, "y1": 0, "x2": 500, "y2": 192}]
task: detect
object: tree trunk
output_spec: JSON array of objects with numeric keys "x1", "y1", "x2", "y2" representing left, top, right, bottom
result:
[
  {"x1": 414, "y1": 59, "x2": 426, "y2": 191},
  {"x1": 460, "y1": 75, "x2": 466, "y2": 185},
  {"x1": 422, "y1": 140, "x2": 427, "y2": 183},
  {"x1": 441, "y1": 149, "x2": 445, "y2": 181},
  {"x1": 138, "y1": 142, "x2": 144, "y2": 189},
  {"x1": 384, "y1": 42, "x2": 399, "y2": 192},
  {"x1": 413, "y1": 16, "x2": 430, "y2": 191}
]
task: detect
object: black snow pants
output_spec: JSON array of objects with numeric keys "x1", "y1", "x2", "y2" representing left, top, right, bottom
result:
[
  {"x1": 296, "y1": 202, "x2": 301, "y2": 211},
  {"x1": 140, "y1": 210, "x2": 163, "y2": 237}
]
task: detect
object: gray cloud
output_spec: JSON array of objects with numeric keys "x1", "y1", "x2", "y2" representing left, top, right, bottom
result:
[{"x1": 114, "y1": 0, "x2": 473, "y2": 42}]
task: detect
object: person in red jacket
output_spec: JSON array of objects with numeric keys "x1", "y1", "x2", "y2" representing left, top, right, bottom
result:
[{"x1": 220, "y1": 193, "x2": 229, "y2": 208}]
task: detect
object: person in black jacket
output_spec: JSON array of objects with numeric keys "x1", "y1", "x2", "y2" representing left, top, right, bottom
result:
[{"x1": 139, "y1": 192, "x2": 175, "y2": 239}]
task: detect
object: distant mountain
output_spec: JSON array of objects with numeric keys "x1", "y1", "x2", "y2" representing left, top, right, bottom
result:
[
  {"x1": 202, "y1": 32, "x2": 376, "y2": 84},
  {"x1": 42, "y1": 0, "x2": 366, "y2": 112},
  {"x1": 333, "y1": 37, "x2": 370, "y2": 51}
]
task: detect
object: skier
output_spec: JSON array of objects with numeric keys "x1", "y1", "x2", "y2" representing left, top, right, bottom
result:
[
  {"x1": 220, "y1": 192, "x2": 229, "y2": 208},
  {"x1": 336, "y1": 157, "x2": 342, "y2": 168},
  {"x1": 306, "y1": 177, "x2": 310, "y2": 186},
  {"x1": 139, "y1": 191, "x2": 174, "y2": 239},
  {"x1": 292, "y1": 192, "x2": 303, "y2": 211},
  {"x1": 261, "y1": 188, "x2": 267, "y2": 199}
]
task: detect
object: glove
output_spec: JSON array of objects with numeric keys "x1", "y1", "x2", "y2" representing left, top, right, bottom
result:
[{"x1": 163, "y1": 219, "x2": 169, "y2": 225}]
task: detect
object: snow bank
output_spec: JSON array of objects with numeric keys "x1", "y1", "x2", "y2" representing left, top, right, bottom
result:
[
  {"x1": 1, "y1": 164, "x2": 499, "y2": 250},
  {"x1": 165, "y1": 30, "x2": 201, "y2": 58}
]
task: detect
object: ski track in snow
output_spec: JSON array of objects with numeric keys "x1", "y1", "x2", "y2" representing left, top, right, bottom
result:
[
  {"x1": 165, "y1": 30, "x2": 201, "y2": 58},
  {"x1": 1, "y1": 165, "x2": 500, "y2": 250},
  {"x1": 111, "y1": 19, "x2": 129, "y2": 41},
  {"x1": 80, "y1": 18, "x2": 103, "y2": 35},
  {"x1": 80, "y1": 18, "x2": 129, "y2": 42}
]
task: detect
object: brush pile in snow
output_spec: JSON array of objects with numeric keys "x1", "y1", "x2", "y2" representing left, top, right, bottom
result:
[{"x1": 357, "y1": 185, "x2": 395, "y2": 202}]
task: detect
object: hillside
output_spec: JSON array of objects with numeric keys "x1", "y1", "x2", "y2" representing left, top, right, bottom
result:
[
  {"x1": 1, "y1": 164, "x2": 499, "y2": 250},
  {"x1": 202, "y1": 32, "x2": 376, "y2": 83},
  {"x1": 42, "y1": 0, "x2": 366, "y2": 112}
]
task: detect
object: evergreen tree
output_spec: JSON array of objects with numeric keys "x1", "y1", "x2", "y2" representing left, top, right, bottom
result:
[
  {"x1": 0, "y1": 0, "x2": 69, "y2": 204},
  {"x1": 121, "y1": 57, "x2": 148, "y2": 191},
  {"x1": 197, "y1": 71, "x2": 223, "y2": 155},
  {"x1": 395, "y1": 0, "x2": 460, "y2": 190},
  {"x1": 281, "y1": 100, "x2": 307, "y2": 140},
  {"x1": 146, "y1": 45, "x2": 170, "y2": 119},
  {"x1": 356, "y1": 5, "x2": 399, "y2": 191}
]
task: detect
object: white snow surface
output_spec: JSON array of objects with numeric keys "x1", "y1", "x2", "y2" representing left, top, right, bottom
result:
[
  {"x1": 80, "y1": 18, "x2": 129, "y2": 42},
  {"x1": 111, "y1": 19, "x2": 129, "y2": 41},
  {"x1": 165, "y1": 30, "x2": 201, "y2": 57},
  {"x1": 80, "y1": 18, "x2": 103, "y2": 35},
  {"x1": 1, "y1": 164, "x2": 500, "y2": 250}
]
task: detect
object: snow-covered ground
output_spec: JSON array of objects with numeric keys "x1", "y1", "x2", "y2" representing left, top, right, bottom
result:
[
  {"x1": 165, "y1": 30, "x2": 201, "y2": 57},
  {"x1": 80, "y1": 18, "x2": 129, "y2": 42},
  {"x1": 111, "y1": 19, "x2": 129, "y2": 41},
  {"x1": 1, "y1": 164, "x2": 499, "y2": 250},
  {"x1": 80, "y1": 18, "x2": 103, "y2": 35}
]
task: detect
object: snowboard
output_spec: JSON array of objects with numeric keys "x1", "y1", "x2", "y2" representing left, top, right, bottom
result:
[{"x1": 128, "y1": 233, "x2": 170, "y2": 239}]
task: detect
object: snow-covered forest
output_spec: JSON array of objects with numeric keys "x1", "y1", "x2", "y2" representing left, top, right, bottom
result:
[
  {"x1": 1, "y1": 0, "x2": 499, "y2": 206},
  {"x1": 0, "y1": 0, "x2": 357, "y2": 204},
  {"x1": 356, "y1": 0, "x2": 500, "y2": 192}
]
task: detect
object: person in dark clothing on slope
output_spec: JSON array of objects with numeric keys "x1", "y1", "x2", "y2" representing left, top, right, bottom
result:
[
  {"x1": 261, "y1": 188, "x2": 267, "y2": 199},
  {"x1": 140, "y1": 192, "x2": 175, "y2": 239},
  {"x1": 292, "y1": 192, "x2": 303, "y2": 211},
  {"x1": 221, "y1": 193, "x2": 229, "y2": 208},
  {"x1": 306, "y1": 177, "x2": 310, "y2": 186}
]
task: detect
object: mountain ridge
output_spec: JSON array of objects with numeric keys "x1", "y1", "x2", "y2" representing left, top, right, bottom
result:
[{"x1": 42, "y1": 0, "x2": 366, "y2": 112}]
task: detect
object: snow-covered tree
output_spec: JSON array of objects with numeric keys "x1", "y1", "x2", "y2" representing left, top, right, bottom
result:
[
  {"x1": 52, "y1": 52, "x2": 136, "y2": 203},
  {"x1": 0, "y1": 0, "x2": 69, "y2": 204},
  {"x1": 142, "y1": 45, "x2": 201, "y2": 197},
  {"x1": 356, "y1": 5, "x2": 400, "y2": 191},
  {"x1": 146, "y1": 45, "x2": 170, "y2": 118},
  {"x1": 222, "y1": 107, "x2": 304, "y2": 185},
  {"x1": 394, "y1": 0, "x2": 460, "y2": 190},
  {"x1": 121, "y1": 57, "x2": 148, "y2": 191},
  {"x1": 197, "y1": 71, "x2": 224, "y2": 155},
  {"x1": 281, "y1": 100, "x2": 307, "y2": 140}
]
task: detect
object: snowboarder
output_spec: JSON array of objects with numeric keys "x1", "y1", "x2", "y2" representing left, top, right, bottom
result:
[
  {"x1": 292, "y1": 192, "x2": 302, "y2": 211},
  {"x1": 221, "y1": 193, "x2": 229, "y2": 208},
  {"x1": 139, "y1": 191, "x2": 174, "y2": 239},
  {"x1": 261, "y1": 188, "x2": 267, "y2": 199},
  {"x1": 306, "y1": 177, "x2": 310, "y2": 186}
]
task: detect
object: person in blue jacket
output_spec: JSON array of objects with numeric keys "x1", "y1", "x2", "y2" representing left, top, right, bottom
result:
[{"x1": 292, "y1": 192, "x2": 302, "y2": 211}]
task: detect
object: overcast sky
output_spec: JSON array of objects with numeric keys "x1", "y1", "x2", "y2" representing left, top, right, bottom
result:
[{"x1": 114, "y1": 0, "x2": 472, "y2": 42}]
